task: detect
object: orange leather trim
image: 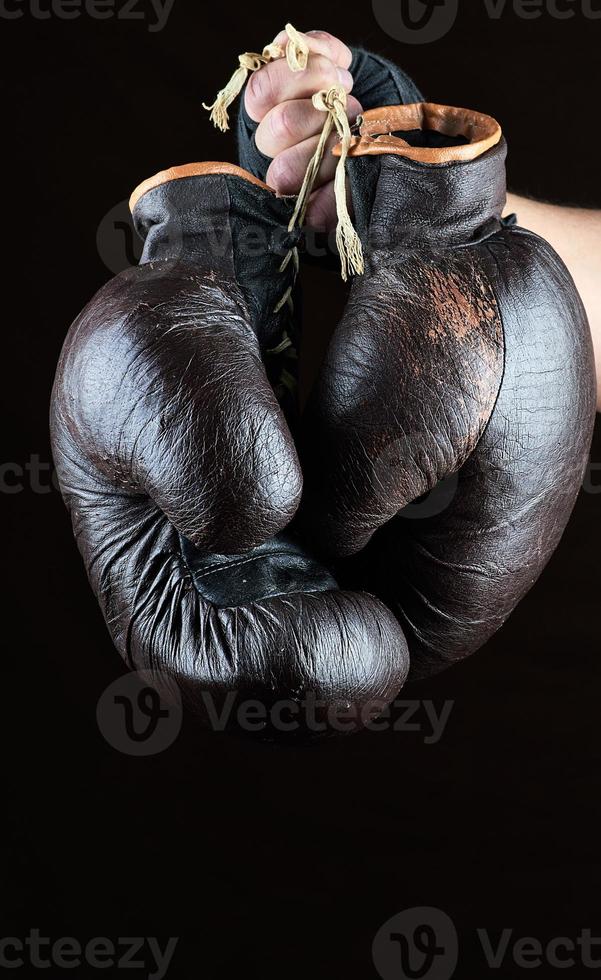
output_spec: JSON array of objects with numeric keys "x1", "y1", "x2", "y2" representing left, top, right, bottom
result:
[
  {"x1": 333, "y1": 103, "x2": 502, "y2": 164},
  {"x1": 129, "y1": 162, "x2": 275, "y2": 213}
]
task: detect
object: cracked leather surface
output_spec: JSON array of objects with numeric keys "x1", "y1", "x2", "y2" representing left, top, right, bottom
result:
[
  {"x1": 50, "y1": 170, "x2": 410, "y2": 736},
  {"x1": 301, "y1": 138, "x2": 597, "y2": 680}
]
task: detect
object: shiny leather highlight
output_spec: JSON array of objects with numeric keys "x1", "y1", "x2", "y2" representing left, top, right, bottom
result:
[
  {"x1": 302, "y1": 111, "x2": 596, "y2": 680},
  {"x1": 51, "y1": 166, "x2": 410, "y2": 737}
]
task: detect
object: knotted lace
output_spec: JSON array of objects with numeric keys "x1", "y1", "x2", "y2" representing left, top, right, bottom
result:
[{"x1": 203, "y1": 23, "x2": 309, "y2": 132}]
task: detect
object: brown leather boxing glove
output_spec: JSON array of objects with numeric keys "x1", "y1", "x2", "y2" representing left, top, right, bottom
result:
[
  {"x1": 50, "y1": 162, "x2": 409, "y2": 737},
  {"x1": 301, "y1": 104, "x2": 596, "y2": 680}
]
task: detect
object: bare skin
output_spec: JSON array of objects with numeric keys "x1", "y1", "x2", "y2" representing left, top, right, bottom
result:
[
  {"x1": 247, "y1": 29, "x2": 601, "y2": 408},
  {"x1": 245, "y1": 29, "x2": 360, "y2": 230},
  {"x1": 505, "y1": 195, "x2": 601, "y2": 408}
]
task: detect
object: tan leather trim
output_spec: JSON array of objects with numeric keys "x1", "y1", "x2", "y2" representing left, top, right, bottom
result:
[
  {"x1": 333, "y1": 103, "x2": 502, "y2": 164},
  {"x1": 129, "y1": 162, "x2": 275, "y2": 213}
]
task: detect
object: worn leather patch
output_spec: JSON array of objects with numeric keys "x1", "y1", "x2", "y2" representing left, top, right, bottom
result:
[{"x1": 304, "y1": 249, "x2": 504, "y2": 556}]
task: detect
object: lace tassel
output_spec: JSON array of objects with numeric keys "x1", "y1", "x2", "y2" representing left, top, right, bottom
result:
[
  {"x1": 203, "y1": 24, "x2": 308, "y2": 132},
  {"x1": 289, "y1": 85, "x2": 364, "y2": 281}
]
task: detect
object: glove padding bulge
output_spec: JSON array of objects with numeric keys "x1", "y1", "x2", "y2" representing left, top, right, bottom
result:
[
  {"x1": 50, "y1": 162, "x2": 409, "y2": 734},
  {"x1": 301, "y1": 104, "x2": 597, "y2": 680}
]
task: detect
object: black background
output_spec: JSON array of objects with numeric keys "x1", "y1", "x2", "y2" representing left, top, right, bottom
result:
[{"x1": 2, "y1": 1, "x2": 600, "y2": 978}]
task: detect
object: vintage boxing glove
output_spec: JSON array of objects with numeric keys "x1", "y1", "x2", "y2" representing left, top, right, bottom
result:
[
  {"x1": 301, "y1": 104, "x2": 596, "y2": 681},
  {"x1": 50, "y1": 162, "x2": 409, "y2": 735}
]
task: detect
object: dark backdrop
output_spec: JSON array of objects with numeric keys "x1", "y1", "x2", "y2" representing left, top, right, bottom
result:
[{"x1": 2, "y1": 2, "x2": 600, "y2": 978}]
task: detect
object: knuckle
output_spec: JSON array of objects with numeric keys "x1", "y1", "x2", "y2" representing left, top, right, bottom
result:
[
  {"x1": 269, "y1": 103, "x2": 297, "y2": 144},
  {"x1": 247, "y1": 65, "x2": 277, "y2": 113},
  {"x1": 254, "y1": 122, "x2": 272, "y2": 158},
  {"x1": 268, "y1": 154, "x2": 298, "y2": 193},
  {"x1": 347, "y1": 96, "x2": 363, "y2": 119},
  {"x1": 308, "y1": 30, "x2": 352, "y2": 68},
  {"x1": 312, "y1": 53, "x2": 338, "y2": 78},
  {"x1": 308, "y1": 29, "x2": 335, "y2": 46}
]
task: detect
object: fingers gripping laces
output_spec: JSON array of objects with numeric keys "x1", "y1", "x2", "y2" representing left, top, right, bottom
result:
[
  {"x1": 272, "y1": 86, "x2": 365, "y2": 317},
  {"x1": 287, "y1": 85, "x2": 364, "y2": 281},
  {"x1": 282, "y1": 23, "x2": 309, "y2": 71},
  {"x1": 203, "y1": 23, "x2": 309, "y2": 132},
  {"x1": 268, "y1": 86, "x2": 365, "y2": 400}
]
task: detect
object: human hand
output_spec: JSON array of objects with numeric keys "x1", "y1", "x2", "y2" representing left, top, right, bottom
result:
[{"x1": 244, "y1": 29, "x2": 362, "y2": 231}]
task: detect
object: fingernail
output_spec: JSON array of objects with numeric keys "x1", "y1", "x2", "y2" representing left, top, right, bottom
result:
[{"x1": 336, "y1": 67, "x2": 353, "y2": 91}]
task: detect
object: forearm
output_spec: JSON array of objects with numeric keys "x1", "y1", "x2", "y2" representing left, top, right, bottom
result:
[{"x1": 506, "y1": 193, "x2": 601, "y2": 409}]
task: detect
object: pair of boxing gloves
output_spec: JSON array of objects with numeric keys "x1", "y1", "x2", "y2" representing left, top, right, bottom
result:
[{"x1": 50, "y1": 47, "x2": 596, "y2": 737}]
